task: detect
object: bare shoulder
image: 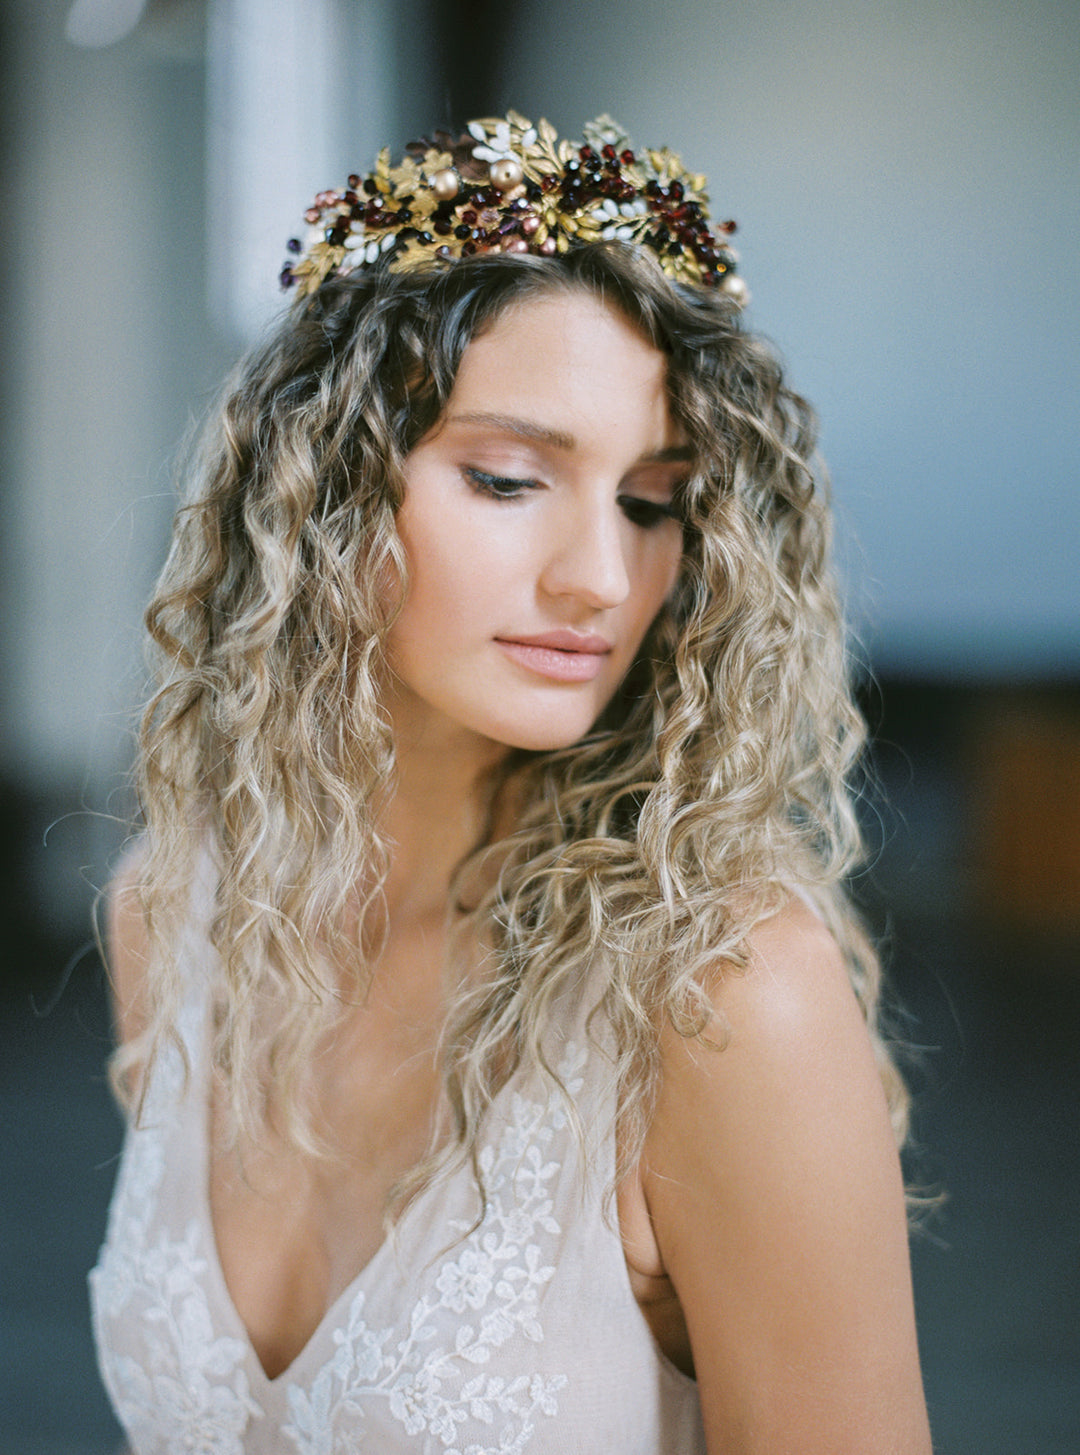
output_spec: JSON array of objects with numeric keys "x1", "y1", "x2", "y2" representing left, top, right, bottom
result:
[
  {"x1": 105, "y1": 838, "x2": 151, "y2": 1048},
  {"x1": 642, "y1": 897, "x2": 931, "y2": 1453}
]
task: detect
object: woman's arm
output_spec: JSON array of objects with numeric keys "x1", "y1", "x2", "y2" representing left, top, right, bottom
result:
[{"x1": 643, "y1": 899, "x2": 931, "y2": 1454}]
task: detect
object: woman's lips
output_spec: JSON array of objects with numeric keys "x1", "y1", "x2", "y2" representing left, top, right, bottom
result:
[{"x1": 495, "y1": 631, "x2": 612, "y2": 683}]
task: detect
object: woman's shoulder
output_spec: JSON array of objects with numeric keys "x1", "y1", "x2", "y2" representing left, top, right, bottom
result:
[
  {"x1": 105, "y1": 837, "x2": 152, "y2": 1048},
  {"x1": 647, "y1": 893, "x2": 887, "y2": 1182}
]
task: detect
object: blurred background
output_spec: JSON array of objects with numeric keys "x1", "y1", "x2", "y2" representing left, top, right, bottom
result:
[{"x1": 1, "y1": 1, "x2": 1077, "y2": 1450}]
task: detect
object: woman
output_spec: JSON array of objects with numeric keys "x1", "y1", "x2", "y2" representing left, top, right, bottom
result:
[{"x1": 91, "y1": 113, "x2": 931, "y2": 1453}]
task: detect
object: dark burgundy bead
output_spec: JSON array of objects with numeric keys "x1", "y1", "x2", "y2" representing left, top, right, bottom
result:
[
  {"x1": 669, "y1": 180, "x2": 684, "y2": 201},
  {"x1": 620, "y1": 149, "x2": 635, "y2": 164},
  {"x1": 350, "y1": 203, "x2": 363, "y2": 220},
  {"x1": 462, "y1": 209, "x2": 478, "y2": 225},
  {"x1": 644, "y1": 180, "x2": 661, "y2": 198},
  {"x1": 462, "y1": 240, "x2": 478, "y2": 255},
  {"x1": 541, "y1": 173, "x2": 558, "y2": 191},
  {"x1": 454, "y1": 223, "x2": 472, "y2": 239},
  {"x1": 470, "y1": 190, "x2": 488, "y2": 207},
  {"x1": 286, "y1": 237, "x2": 302, "y2": 254},
  {"x1": 343, "y1": 190, "x2": 358, "y2": 206},
  {"x1": 721, "y1": 219, "x2": 737, "y2": 234},
  {"x1": 579, "y1": 144, "x2": 595, "y2": 160},
  {"x1": 435, "y1": 245, "x2": 452, "y2": 259},
  {"x1": 434, "y1": 218, "x2": 453, "y2": 235},
  {"x1": 363, "y1": 178, "x2": 379, "y2": 195},
  {"x1": 347, "y1": 173, "x2": 360, "y2": 188}
]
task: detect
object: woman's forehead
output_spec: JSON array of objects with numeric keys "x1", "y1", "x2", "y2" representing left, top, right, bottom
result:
[{"x1": 441, "y1": 291, "x2": 684, "y2": 455}]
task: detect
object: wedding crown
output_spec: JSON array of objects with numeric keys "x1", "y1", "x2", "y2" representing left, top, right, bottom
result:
[{"x1": 281, "y1": 112, "x2": 746, "y2": 303}]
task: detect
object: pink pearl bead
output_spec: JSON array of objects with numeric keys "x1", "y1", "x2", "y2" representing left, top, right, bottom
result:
[
  {"x1": 502, "y1": 236, "x2": 529, "y2": 253},
  {"x1": 539, "y1": 237, "x2": 556, "y2": 255},
  {"x1": 520, "y1": 214, "x2": 540, "y2": 236}
]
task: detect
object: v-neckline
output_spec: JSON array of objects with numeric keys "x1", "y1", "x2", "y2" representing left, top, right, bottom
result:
[{"x1": 197, "y1": 1078, "x2": 418, "y2": 1387}]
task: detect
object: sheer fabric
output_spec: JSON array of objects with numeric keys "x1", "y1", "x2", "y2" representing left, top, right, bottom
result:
[{"x1": 90, "y1": 957, "x2": 705, "y2": 1454}]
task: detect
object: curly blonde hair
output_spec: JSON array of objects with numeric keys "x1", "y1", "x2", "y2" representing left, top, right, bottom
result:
[{"x1": 118, "y1": 241, "x2": 907, "y2": 1191}]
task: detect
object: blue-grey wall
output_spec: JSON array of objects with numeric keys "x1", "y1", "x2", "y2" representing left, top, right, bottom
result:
[{"x1": 501, "y1": 0, "x2": 1080, "y2": 678}]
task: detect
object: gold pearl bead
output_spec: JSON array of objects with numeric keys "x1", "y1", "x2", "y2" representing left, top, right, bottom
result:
[
  {"x1": 431, "y1": 167, "x2": 460, "y2": 201},
  {"x1": 489, "y1": 157, "x2": 524, "y2": 192},
  {"x1": 722, "y1": 275, "x2": 749, "y2": 305}
]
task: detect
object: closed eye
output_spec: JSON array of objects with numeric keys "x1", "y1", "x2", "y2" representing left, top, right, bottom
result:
[
  {"x1": 465, "y1": 467, "x2": 539, "y2": 500},
  {"x1": 617, "y1": 494, "x2": 683, "y2": 529}
]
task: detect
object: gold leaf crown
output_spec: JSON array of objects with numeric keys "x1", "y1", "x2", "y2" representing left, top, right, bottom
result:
[{"x1": 281, "y1": 112, "x2": 746, "y2": 303}]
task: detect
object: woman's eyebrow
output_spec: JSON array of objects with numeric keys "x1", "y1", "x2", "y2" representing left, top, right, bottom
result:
[
  {"x1": 644, "y1": 445, "x2": 695, "y2": 465},
  {"x1": 444, "y1": 412, "x2": 576, "y2": 451},
  {"x1": 443, "y1": 413, "x2": 696, "y2": 467}
]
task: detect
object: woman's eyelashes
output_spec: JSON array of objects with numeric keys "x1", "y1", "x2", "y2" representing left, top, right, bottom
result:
[
  {"x1": 616, "y1": 494, "x2": 683, "y2": 529},
  {"x1": 464, "y1": 467, "x2": 537, "y2": 500},
  {"x1": 464, "y1": 467, "x2": 683, "y2": 529}
]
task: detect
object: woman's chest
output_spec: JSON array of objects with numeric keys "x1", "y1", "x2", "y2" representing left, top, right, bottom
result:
[{"x1": 209, "y1": 1034, "x2": 444, "y2": 1379}]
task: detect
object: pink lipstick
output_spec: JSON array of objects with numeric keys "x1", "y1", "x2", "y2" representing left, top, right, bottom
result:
[{"x1": 495, "y1": 630, "x2": 612, "y2": 683}]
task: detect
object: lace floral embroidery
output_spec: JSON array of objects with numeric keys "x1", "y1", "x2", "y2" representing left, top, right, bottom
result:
[
  {"x1": 90, "y1": 1021, "x2": 264, "y2": 1452},
  {"x1": 92, "y1": 1036, "x2": 589, "y2": 1453},
  {"x1": 281, "y1": 1044, "x2": 586, "y2": 1454}
]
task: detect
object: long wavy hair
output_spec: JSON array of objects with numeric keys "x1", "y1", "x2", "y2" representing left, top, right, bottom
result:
[{"x1": 118, "y1": 241, "x2": 908, "y2": 1194}]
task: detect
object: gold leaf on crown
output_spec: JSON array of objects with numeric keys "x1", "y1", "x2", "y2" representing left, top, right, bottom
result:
[{"x1": 281, "y1": 112, "x2": 746, "y2": 304}]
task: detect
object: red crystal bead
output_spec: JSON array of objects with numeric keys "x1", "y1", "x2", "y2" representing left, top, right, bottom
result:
[
  {"x1": 602, "y1": 144, "x2": 617, "y2": 161},
  {"x1": 462, "y1": 209, "x2": 478, "y2": 226},
  {"x1": 669, "y1": 181, "x2": 684, "y2": 201},
  {"x1": 541, "y1": 173, "x2": 558, "y2": 191},
  {"x1": 620, "y1": 149, "x2": 634, "y2": 164}
]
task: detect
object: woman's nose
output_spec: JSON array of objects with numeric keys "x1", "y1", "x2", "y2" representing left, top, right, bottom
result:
[{"x1": 539, "y1": 494, "x2": 631, "y2": 610}]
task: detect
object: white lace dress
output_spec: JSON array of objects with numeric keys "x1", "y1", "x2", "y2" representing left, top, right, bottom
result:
[{"x1": 89, "y1": 972, "x2": 705, "y2": 1454}]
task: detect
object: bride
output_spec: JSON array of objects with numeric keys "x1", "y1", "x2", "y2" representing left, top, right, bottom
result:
[{"x1": 91, "y1": 112, "x2": 931, "y2": 1454}]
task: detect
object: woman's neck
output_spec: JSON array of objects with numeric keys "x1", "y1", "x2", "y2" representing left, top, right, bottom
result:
[{"x1": 378, "y1": 700, "x2": 510, "y2": 928}]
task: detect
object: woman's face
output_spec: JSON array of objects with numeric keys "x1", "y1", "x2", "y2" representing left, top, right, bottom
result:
[{"x1": 386, "y1": 288, "x2": 689, "y2": 755}]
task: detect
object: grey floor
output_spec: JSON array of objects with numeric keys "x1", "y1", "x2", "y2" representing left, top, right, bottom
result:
[{"x1": 2, "y1": 687, "x2": 1079, "y2": 1452}]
